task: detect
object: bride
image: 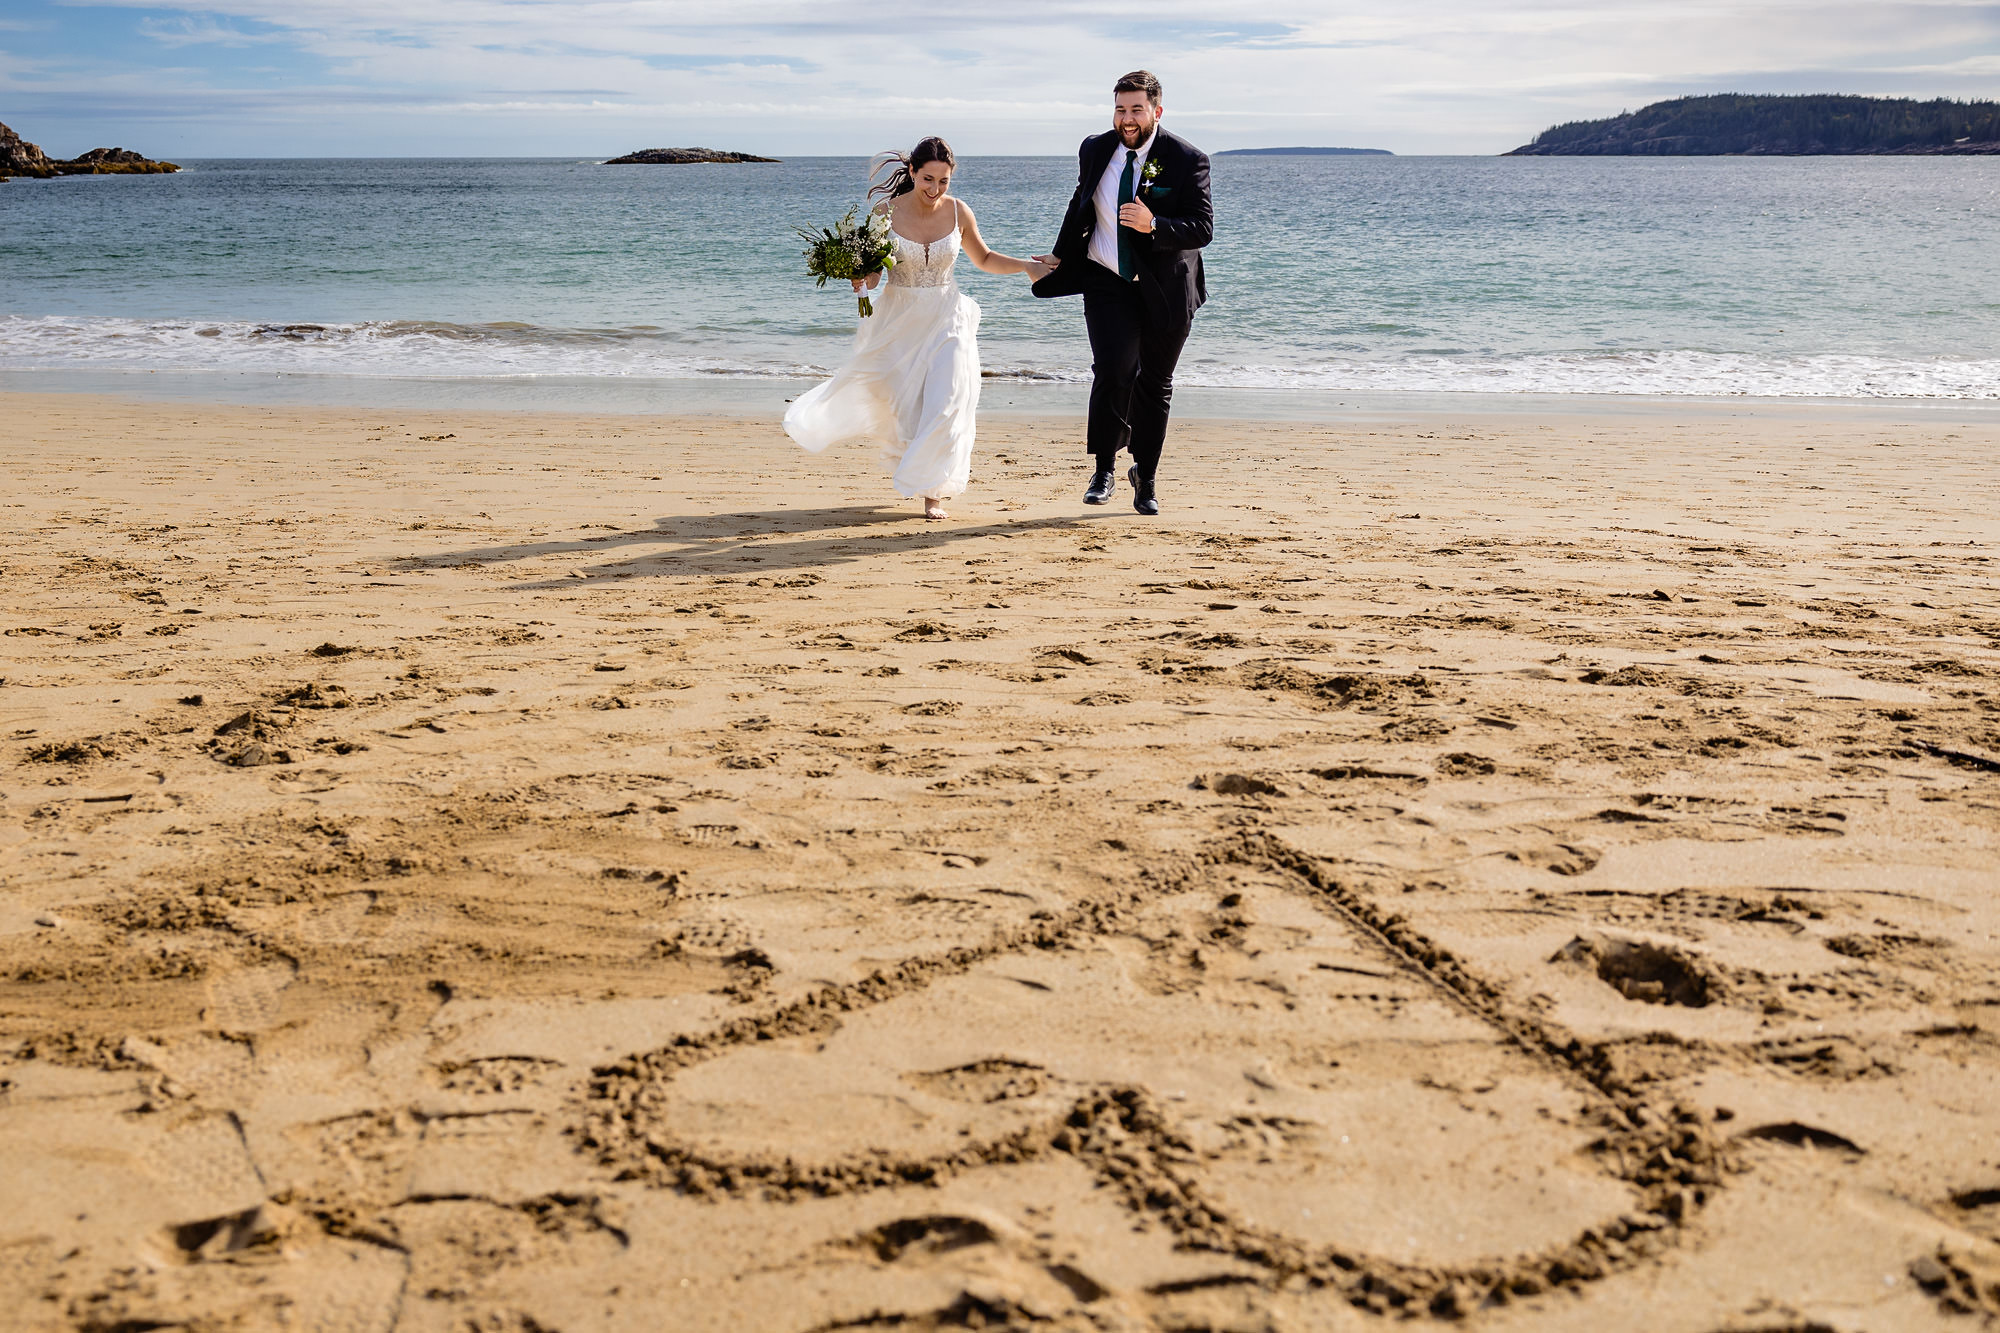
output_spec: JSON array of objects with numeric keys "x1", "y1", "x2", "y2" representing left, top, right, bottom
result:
[{"x1": 784, "y1": 137, "x2": 1051, "y2": 520}]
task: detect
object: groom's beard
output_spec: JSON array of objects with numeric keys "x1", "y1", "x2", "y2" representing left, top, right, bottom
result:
[{"x1": 1117, "y1": 120, "x2": 1154, "y2": 147}]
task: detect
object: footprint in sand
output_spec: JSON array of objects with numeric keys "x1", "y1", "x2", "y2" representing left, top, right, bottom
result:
[
  {"x1": 203, "y1": 959, "x2": 298, "y2": 1032},
  {"x1": 145, "y1": 1112, "x2": 269, "y2": 1232},
  {"x1": 1506, "y1": 841, "x2": 1601, "y2": 876},
  {"x1": 296, "y1": 891, "x2": 377, "y2": 946},
  {"x1": 1434, "y1": 751, "x2": 1497, "y2": 777},
  {"x1": 269, "y1": 1238, "x2": 409, "y2": 1333},
  {"x1": 667, "y1": 911, "x2": 756, "y2": 959},
  {"x1": 1552, "y1": 934, "x2": 1716, "y2": 1007},
  {"x1": 827, "y1": 1211, "x2": 1109, "y2": 1316},
  {"x1": 1822, "y1": 932, "x2": 1954, "y2": 970}
]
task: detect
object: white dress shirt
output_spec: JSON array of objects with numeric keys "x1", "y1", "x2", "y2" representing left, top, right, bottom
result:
[{"x1": 1088, "y1": 127, "x2": 1157, "y2": 277}]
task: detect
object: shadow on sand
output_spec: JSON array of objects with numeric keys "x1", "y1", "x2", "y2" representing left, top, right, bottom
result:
[{"x1": 390, "y1": 503, "x2": 1123, "y2": 589}]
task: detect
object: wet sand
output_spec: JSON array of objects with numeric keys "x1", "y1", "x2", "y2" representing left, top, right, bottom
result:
[{"x1": 3, "y1": 390, "x2": 1999, "y2": 1331}]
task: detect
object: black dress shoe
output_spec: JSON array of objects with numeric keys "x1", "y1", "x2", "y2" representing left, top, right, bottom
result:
[
  {"x1": 1083, "y1": 468, "x2": 1116, "y2": 505},
  {"x1": 1129, "y1": 466, "x2": 1159, "y2": 516}
]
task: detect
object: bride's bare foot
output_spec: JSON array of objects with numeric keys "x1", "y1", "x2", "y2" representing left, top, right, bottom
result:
[{"x1": 923, "y1": 497, "x2": 948, "y2": 520}]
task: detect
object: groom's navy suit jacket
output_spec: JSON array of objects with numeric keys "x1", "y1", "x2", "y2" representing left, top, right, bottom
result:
[{"x1": 1031, "y1": 127, "x2": 1212, "y2": 334}]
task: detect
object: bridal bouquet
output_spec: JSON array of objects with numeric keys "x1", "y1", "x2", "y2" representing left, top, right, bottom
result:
[{"x1": 797, "y1": 206, "x2": 896, "y2": 316}]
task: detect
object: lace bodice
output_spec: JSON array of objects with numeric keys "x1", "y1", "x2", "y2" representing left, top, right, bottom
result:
[{"x1": 884, "y1": 204, "x2": 961, "y2": 289}]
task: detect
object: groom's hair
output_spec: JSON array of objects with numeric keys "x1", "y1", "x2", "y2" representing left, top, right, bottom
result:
[{"x1": 1113, "y1": 70, "x2": 1162, "y2": 106}]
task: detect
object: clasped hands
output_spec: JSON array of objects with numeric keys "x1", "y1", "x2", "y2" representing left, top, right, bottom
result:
[{"x1": 1022, "y1": 199, "x2": 1155, "y2": 283}]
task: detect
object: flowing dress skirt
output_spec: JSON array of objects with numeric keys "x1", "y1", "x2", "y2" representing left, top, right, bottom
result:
[{"x1": 783, "y1": 283, "x2": 981, "y2": 500}]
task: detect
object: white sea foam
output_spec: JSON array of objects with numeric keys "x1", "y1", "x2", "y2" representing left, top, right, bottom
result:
[
  {"x1": 3, "y1": 314, "x2": 1997, "y2": 400},
  {"x1": 1160, "y1": 350, "x2": 2000, "y2": 399},
  {"x1": 0, "y1": 314, "x2": 818, "y2": 380}
]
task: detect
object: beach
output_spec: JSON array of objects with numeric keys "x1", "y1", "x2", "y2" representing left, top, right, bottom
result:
[{"x1": 3, "y1": 389, "x2": 1999, "y2": 1331}]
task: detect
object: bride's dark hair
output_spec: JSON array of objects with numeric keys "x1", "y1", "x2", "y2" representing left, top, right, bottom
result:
[{"x1": 868, "y1": 136, "x2": 956, "y2": 202}]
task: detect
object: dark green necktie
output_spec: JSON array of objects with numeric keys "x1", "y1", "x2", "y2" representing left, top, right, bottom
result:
[{"x1": 1116, "y1": 149, "x2": 1137, "y2": 281}]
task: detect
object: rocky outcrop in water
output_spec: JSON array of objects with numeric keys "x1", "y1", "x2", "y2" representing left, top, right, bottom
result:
[
  {"x1": 63, "y1": 146, "x2": 181, "y2": 174},
  {"x1": 1, "y1": 120, "x2": 180, "y2": 181},
  {"x1": 1, "y1": 120, "x2": 55, "y2": 179},
  {"x1": 604, "y1": 147, "x2": 780, "y2": 165}
]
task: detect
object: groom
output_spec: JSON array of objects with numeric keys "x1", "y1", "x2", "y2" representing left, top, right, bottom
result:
[{"x1": 1033, "y1": 70, "x2": 1212, "y2": 515}]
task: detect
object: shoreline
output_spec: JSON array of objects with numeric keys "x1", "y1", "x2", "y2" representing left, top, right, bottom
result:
[{"x1": 7, "y1": 369, "x2": 2000, "y2": 423}]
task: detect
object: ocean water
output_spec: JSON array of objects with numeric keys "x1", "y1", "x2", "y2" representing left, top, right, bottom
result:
[{"x1": 1, "y1": 154, "x2": 1996, "y2": 401}]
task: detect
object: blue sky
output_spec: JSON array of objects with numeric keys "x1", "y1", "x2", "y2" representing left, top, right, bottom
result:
[{"x1": 4, "y1": 0, "x2": 1998, "y2": 157}]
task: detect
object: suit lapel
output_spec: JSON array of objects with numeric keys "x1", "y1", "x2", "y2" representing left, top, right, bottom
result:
[
  {"x1": 1086, "y1": 131, "x2": 1122, "y2": 187},
  {"x1": 1071, "y1": 133, "x2": 1120, "y2": 251},
  {"x1": 1136, "y1": 135, "x2": 1180, "y2": 214}
]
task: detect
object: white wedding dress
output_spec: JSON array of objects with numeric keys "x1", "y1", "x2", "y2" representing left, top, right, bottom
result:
[{"x1": 783, "y1": 202, "x2": 980, "y2": 500}]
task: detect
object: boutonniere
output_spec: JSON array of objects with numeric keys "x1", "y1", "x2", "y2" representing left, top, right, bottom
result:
[{"x1": 1141, "y1": 158, "x2": 1163, "y2": 184}]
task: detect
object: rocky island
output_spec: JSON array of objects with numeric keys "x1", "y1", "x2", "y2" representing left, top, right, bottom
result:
[
  {"x1": 1508, "y1": 94, "x2": 2000, "y2": 155},
  {"x1": 604, "y1": 147, "x2": 780, "y2": 165},
  {"x1": 2, "y1": 121, "x2": 179, "y2": 182}
]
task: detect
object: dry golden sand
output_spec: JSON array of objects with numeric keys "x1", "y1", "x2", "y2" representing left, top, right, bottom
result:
[{"x1": 3, "y1": 391, "x2": 2000, "y2": 1332}]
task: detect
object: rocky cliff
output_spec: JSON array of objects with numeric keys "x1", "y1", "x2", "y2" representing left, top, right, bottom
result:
[
  {"x1": 1, "y1": 120, "x2": 56, "y2": 179},
  {"x1": 604, "y1": 147, "x2": 780, "y2": 165},
  {"x1": 1, "y1": 121, "x2": 180, "y2": 181}
]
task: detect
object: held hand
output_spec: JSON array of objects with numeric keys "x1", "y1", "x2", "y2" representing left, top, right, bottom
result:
[
  {"x1": 1022, "y1": 261, "x2": 1053, "y2": 282},
  {"x1": 1117, "y1": 200, "x2": 1155, "y2": 234},
  {"x1": 1032, "y1": 253, "x2": 1060, "y2": 269}
]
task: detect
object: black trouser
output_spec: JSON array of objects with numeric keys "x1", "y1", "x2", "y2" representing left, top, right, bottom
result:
[{"x1": 1083, "y1": 268, "x2": 1190, "y2": 480}]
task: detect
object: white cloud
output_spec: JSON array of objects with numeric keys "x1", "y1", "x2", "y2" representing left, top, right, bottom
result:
[
  {"x1": 137, "y1": 15, "x2": 295, "y2": 46},
  {"x1": 10, "y1": 0, "x2": 1999, "y2": 153}
]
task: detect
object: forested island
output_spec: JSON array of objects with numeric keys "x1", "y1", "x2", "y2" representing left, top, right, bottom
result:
[
  {"x1": 1508, "y1": 94, "x2": 2000, "y2": 155},
  {"x1": 1217, "y1": 146, "x2": 1392, "y2": 156}
]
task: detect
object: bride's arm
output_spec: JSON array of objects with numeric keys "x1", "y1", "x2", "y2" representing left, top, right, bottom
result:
[{"x1": 957, "y1": 201, "x2": 1051, "y2": 281}]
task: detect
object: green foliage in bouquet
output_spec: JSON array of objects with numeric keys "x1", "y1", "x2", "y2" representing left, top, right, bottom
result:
[{"x1": 797, "y1": 205, "x2": 897, "y2": 316}]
